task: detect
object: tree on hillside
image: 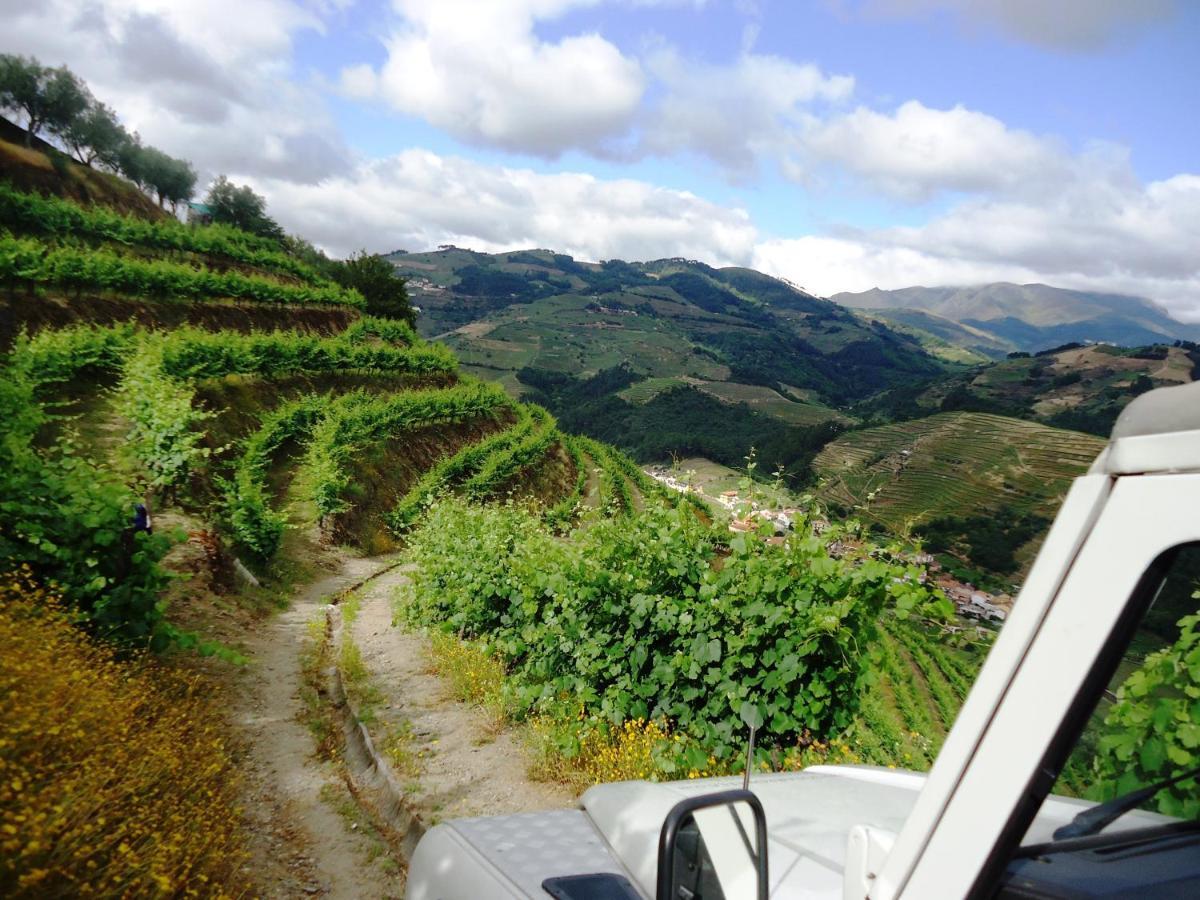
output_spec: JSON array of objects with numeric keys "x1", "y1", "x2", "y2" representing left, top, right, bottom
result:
[
  {"x1": 116, "y1": 132, "x2": 148, "y2": 187},
  {"x1": 203, "y1": 175, "x2": 284, "y2": 241},
  {"x1": 331, "y1": 251, "x2": 415, "y2": 324},
  {"x1": 138, "y1": 146, "x2": 196, "y2": 211},
  {"x1": 0, "y1": 55, "x2": 89, "y2": 146},
  {"x1": 62, "y1": 100, "x2": 127, "y2": 168}
]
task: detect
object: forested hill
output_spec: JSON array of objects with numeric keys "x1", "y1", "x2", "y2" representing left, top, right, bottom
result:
[
  {"x1": 390, "y1": 247, "x2": 946, "y2": 407},
  {"x1": 387, "y1": 248, "x2": 949, "y2": 482}
]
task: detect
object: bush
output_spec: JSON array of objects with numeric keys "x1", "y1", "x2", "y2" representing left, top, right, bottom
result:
[
  {"x1": 0, "y1": 362, "x2": 177, "y2": 647},
  {"x1": 0, "y1": 184, "x2": 327, "y2": 283},
  {"x1": 0, "y1": 234, "x2": 363, "y2": 308},
  {"x1": 331, "y1": 252, "x2": 416, "y2": 324},
  {"x1": 401, "y1": 498, "x2": 936, "y2": 765},
  {"x1": 1090, "y1": 604, "x2": 1200, "y2": 819},
  {"x1": 0, "y1": 571, "x2": 249, "y2": 896}
]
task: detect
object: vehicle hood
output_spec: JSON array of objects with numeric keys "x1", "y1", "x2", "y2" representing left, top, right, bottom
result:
[{"x1": 581, "y1": 766, "x2": 926, "y2": 899}]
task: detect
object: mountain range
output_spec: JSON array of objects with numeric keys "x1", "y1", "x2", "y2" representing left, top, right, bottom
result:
[{"x1": 832, "y1": 282, "x2": 1200, "y2": 357}]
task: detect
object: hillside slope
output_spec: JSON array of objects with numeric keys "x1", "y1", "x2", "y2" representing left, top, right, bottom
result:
[
  {"x1": 919, "y1": 342, "x2": 1197, "y2": 436},
  {"x1": 0, "y1": 116, "x2": 165, "y2": 220},
  {"x1": 813, "y1": 411, "x2": 1106, "y2": 578},
  {"x1": 832, "y1": 282, "x2": 1200, "y2": 352},
  {"x1": 392, "y1": 247, "x2": 946, "y2": 411}
]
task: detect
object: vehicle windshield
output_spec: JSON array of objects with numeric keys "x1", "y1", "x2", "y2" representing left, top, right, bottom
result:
[{"x1": 1020, "y1": 544, "x2": 1200, "y2": 846}]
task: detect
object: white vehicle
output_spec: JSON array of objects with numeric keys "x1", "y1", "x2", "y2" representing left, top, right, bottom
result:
[{"x1": 406, "y1": 381, "x2": 1200, "y2": 899}]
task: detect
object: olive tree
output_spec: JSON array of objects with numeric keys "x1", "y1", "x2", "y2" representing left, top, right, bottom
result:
[{"x1": 0, "y1": 55, "x2": 88, "y2": 146}]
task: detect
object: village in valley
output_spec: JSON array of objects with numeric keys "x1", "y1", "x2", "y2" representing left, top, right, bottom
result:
[{"x1": 644, "y1": 464, "x2": 1011, "y2": 627}]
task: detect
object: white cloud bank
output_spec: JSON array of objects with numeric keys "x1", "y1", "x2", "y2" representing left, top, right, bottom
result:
[
  {"x1": 341, "y1": 0, "x2": 645, "y2": 156},
  {"x1": 258, "y1": 149, "x2": 758, "y2": 265},
  {"x1": 799, "y1": 100, "x2": 1067, "y2": 201},
  {"x1": 0, "y1": 0, "x2": 350, "y2": 183},
  {"x1": 754, "y1": 168, "x2": 1200, "y2": 319},
  {"x1": 342, "y1": 0, "x2": 857, "y2": 168}
]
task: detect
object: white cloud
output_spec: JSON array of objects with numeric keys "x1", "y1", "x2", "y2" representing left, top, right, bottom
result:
[
  {"x1": 343, "y1": 0, "x2": 645, "y2": 156},
  {"x1": 641, "y1": 47, "x2": 854, "y2": 175},
  {"x1": 0, "y1": 0, "x2": 351, "y2": 183},
  {"x1": 860, "y1": 0, "x2": 1177, "y2": 50},
  {"x1": 753, "y1": 167, "x2": 1200, "y2": 319},
  {"x1": 799, "y1": 100, "x2": 1067, "y2": 201},
  {"x1": 256, "y1": 148, "x2": 758, "y2": 264}
]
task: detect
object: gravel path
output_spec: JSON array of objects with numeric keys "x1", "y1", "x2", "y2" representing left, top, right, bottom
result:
[
  {"x1": 230, "y1": 556, "x2": 404, "y2": 899},
  {"x1": 349, "y1": 570, "x2": 577, "y2": 823}
]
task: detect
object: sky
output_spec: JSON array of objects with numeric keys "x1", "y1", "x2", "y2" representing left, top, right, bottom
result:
[{"x1": 3, "y1": 0, "x2": 1198, "y2": 317}]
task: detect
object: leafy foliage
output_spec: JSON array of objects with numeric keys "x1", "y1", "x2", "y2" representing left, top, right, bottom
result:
[
  {"x1": 387, "y1": 405, "x2": 529, "y2": 532},
  {"x1": 303, "y1": 382, "x2": 512, "y2": 518},
  {"x1": 1091, "y1": 604, "x2": 1200, "y2": 819},
  {"x1": 0, "y1": 184, "x2": 323, "y2": 282},
  {"x1": 401, "y1": 498, "x2": 936, "y2": 765},
  {"x1": 116, "y1": 340, "x2": 216, "y2": 493},
  {"x1": 0, "y1": 54, "x2": 88, "y2": 145},
  {"x1": 916, "y1": 507, "x2": 1050, "y2": 575},
  {"x1": 222, "y1": 394, "x2": 328, "y2": 560},
  {"x1": 545, "y1": 433, "x2": 589, "y2": 529},
  {"x1": 0, "y1": 234, "x2": 364, "y2": 307},
  {"x1": 461, "y1": 405, "x2": 557, "y2": 500},
  {"x1": 341, "y1": 315, "x2": 417, "y2": 347},
  {"x1": 0, "y1": 347, "x2": 177, "y2": 647},
  {"x1": 155, "y1": 325, "x2": 454, "y2": 381},
  {"x1": 202, "y1": 175, "x2": 282, "y2": 241},
  {"x1": 331, "y1": 250, "x2": 416, "y2": 324},
  {"x1": 522, "y1": 368, "x2": 843, "y2": 488}
]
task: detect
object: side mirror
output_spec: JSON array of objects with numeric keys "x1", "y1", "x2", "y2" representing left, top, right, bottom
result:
[{"x1": 657, "y1": 789, "x2": 769, "y2": 900}]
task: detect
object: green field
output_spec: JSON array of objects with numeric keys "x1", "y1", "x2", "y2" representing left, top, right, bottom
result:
[
  {"x1": 696, "y1": 381, "x2": 851, "y2": 425},
  {"x1": 813, "y1": 411, "x2": 1106, "y2": 532}
]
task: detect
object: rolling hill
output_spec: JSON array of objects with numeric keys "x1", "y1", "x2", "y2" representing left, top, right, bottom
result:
[
  {"x1": 916, "y1": 341, "x2": 1198, "y2": 436},
  {"x1": 832, "y1": 282, "x2": 1200, "y2": 354},
  {"x1": 813, "y1": 411, "x2": 1107, "y2": 580},
  {"x1": 389, "y1": 247, "x2": 952, "y2": 479},
  {"x1": 392, "y1": 247, "x2": 946, "y2": 413}
]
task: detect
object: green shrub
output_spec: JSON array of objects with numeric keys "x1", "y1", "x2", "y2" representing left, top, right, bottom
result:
[
  {"x1": 222, "y1": 394, "x2": 329, "y2": 560},
  {"x1": 0, "y1": 357, "x2": 177, "y2": 647},
  {"x1": 303, "y1": 382, "x2": 513, "y2": 518},
  {"x1": 401, "y1": 498, "x2": 936, "y2": 765},
  {"x1": 0, "y1": 183, "x2": 324, "y2": 283},
  {"x1": 0, "y1": 234, "x2": 364, "y2": 307},
  {"x1": 1091, "y1": 605, "x2": 1200, "y2": 818}
]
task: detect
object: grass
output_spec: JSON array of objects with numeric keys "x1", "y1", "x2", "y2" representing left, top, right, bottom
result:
[{"x1": 426, "y1": 630, "x2": 509, "y2": 726}]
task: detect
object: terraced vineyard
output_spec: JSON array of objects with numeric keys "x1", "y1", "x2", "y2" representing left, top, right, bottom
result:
[
  {"x1": 813, "y1": 411, "x2": 1106, "y2": 532},
  {"x1": 0, "y1": 184, "x2": 365, "y2": 346},
  {"x1": 862, "y1": 618, "x2": 989, "y2": 767}
]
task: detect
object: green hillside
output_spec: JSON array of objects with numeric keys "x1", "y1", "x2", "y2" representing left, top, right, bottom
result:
[
  {"x1": 3, "y1": 63, "x2": 1184, "y2": 899},
  {"x1": 392, "y1": 247, "x2": 946, "y2": 412},
  {"x1": 814, "y1": 411, "x2": 1106, "y2": 578},
  {"x1": 923, "y1": 342, "x2": 1197, "y2": 436},
  {"x1": 853, "y1": 307, "x2": 1014, "y2": 363}
]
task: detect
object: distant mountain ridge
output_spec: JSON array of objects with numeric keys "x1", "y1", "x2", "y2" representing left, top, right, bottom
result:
[{"x1": 831, "y1": 283, "x2": 1200, "y2": 353}]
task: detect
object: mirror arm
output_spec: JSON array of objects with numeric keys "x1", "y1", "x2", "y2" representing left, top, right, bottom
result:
[{"x1": 656, "y1": 788, "x2": 770, "y2": 900}]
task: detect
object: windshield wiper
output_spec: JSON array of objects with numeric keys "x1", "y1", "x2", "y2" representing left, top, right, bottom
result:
[{"x1": 1053, "y1": 764, "x2": 1200, "y2": 841}]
